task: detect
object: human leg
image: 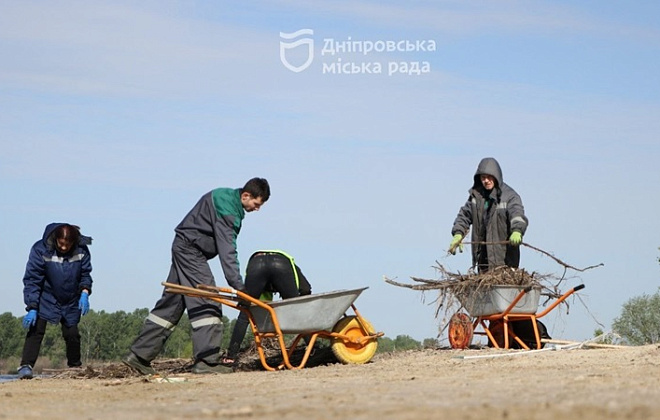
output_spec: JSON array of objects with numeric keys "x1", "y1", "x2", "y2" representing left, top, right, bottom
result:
[
  {"x1": 20, "y1": 318, "x2": 48, "y2": 367},
  {"x1": 61, "y1": 322, "x2": 82, "y2": 367},
  {"x1": 227, "y1": 311, "x2": 250, "y2": 360},
  {"x1": 170, "y1": 238, "x2": 225, "y2": 365},
  {"x1": 129, "y1": 263, "x2": 187, "y2": 363},
  {"x1": 223, "y1": 256, "x2": 269, "y2": 362}
]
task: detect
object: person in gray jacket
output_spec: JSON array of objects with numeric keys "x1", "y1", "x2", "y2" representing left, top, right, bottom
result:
[
  {"x1": 448, "y1": 157, "x2": 528, "y2": 273},
  {"x1": 123, "y1": 177, "x2": 270, "y2": 375}
]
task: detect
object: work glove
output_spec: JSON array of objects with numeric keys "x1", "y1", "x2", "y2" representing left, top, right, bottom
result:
[
  {"x1": 79, "y1": 292, "x2": 90, "y2": 316},
  {"x1": 23, "y1": 309, "x2": 37, "y2": 329},
  {"x1": 448, "y1": 234, "x2": 464, "y2": 255},
  {"x1": 509, "y1": 231, "x2": 522, "y2": 246}
]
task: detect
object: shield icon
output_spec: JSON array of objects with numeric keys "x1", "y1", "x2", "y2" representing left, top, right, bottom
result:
[{"x1": 280, "y1": 29, "x2": 314, "y2": 73}]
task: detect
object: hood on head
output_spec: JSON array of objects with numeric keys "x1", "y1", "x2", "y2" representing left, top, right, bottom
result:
[
  {"x1": 472, "y1": 157, "x2": 503, "y2": 189},
  {"x1": 41, "y1": 223, "x2": 92, "y2": 249},
  {"x1": 42, "y1": 223, "x2": 67, "y2": 243}
]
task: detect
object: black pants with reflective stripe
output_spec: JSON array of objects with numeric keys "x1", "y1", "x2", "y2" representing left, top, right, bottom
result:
[{"x1": 130, "y1": 236, "x2": 224, "y2": 364}]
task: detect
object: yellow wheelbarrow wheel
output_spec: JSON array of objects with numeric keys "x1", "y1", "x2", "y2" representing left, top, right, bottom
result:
[{"x1": 331, "y1": 315, "x2": 378, "y2": 364}]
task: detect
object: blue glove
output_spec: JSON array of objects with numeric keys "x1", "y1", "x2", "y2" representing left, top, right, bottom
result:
[
  {"x1": 79, "y1": 292, "x2": 90, "y2": 316},
  {"x1": 23, "y1": 310, "x2": 37, "y2": 329}
]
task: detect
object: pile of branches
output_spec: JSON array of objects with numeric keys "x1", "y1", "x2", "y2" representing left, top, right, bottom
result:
[
  {"x1": 385, "y1": 265, "x2": 557, "y2": 320},
  {"x1": 385, "y1": 242, "x2": 603, "y2": 330}
]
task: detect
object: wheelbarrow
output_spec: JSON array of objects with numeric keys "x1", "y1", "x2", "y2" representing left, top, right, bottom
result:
[
  {"x1": 162, "y1": 282, "x2": 383, "y2": 371},
  {"x1": 448, "y1": 284, "x2": 585, "y2": 350}
]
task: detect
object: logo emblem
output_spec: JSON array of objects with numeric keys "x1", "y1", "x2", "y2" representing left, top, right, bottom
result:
[{"x1": 280, "y1": 29, "x2": 314, "y2": 73}]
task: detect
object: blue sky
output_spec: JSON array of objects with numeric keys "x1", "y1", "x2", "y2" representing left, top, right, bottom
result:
[{"x1": 1, "y1": 1, "x2": 659, "y2": 344}]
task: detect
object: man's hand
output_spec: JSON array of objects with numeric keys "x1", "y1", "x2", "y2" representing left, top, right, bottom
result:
[
  {"x1": 509, "y1": 231, "x2": 522, "y2": 246},
  {"x1": 448, "y1": 234, "x2": 464, "y2": 255}
]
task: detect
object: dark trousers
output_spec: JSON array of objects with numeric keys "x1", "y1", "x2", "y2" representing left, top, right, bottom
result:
[
  {"x1": 227, "y1": 253, "x2": 301, "y2": 359},
  {"x1": 21, "y1": 318, "x2": 82, "y2": 368}
]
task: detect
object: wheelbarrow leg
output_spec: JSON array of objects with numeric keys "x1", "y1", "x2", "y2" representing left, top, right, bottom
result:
[
  {"x1": 246, "y1": 315, "x2": 278, "y2": 372},
  {"x1": 480, "y1": 318, "x2": 502, "y2": 349},
  {"x1": 285, "y1": 333, "x2": 321, "y2": 370}
]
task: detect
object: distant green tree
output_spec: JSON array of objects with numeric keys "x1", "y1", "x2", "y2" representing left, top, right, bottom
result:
[
  {"x1": 612, "y1": 289, "x2": 660, "y2": 345},
  {"x1": 222, "y1": 317, "x2": 237, "y2": 350},
  {"x1": 375, "y1": 335, "x2": 422, "y2": 352},
  {"x1": 422, "y1": 338, "x2": 440, "y2": 349},
  {"x1": 80, "y1": 310, "x2": 105, "y2": 360},
  {"x1": 40, "y1": 322, "x2": 66, "y2": 365},
  {"x1": 162, "y1": 314, "x2": 192, "y2": 359},
  {"x1": 376, "y1": 337, "x2": 395, "y2": 353},
  {"x1": 0, "y1": 313, "x2": 24, "y2": 359},
  {"x1": 0, "y1": 309, "x2": 236, "y2": 365},
  {"x1": 393, "y1": 335, "x2": 422, "y2": 351},
  {"x1": 79, "y1": 308, "x2": 151, "y2": 361}
]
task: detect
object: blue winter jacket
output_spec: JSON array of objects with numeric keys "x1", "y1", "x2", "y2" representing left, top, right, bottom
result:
[{"x1": 22, "y1": 223, "x2": 93, "y2": 326}]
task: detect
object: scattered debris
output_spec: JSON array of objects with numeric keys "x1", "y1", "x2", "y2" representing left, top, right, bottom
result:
[{"x1": 46, "y1": 341, "x2": 338, "y2": 380}]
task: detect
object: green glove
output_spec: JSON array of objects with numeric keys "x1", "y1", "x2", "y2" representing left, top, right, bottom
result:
[
  {"x1": 509, "y1": 231, "x2": 522, "y2": 246},
  {"x1": 448, "y1": 234, "x2": 464, "y2": 255}
]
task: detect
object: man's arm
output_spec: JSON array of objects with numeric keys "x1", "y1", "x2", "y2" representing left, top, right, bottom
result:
[
  {"x1": 214, "y1": 214, "x2": 244, "y2": 290},
  {"x1": 507, "y1": 191, "x2": 528, "y2": 235},
  {"x1": 452, "y1": 197, "x2": 473, "y2": 237}
]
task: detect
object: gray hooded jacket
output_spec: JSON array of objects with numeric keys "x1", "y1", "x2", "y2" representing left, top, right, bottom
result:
[{"x1": 451, "y1": 157, "x2": 528, "y2": 271}]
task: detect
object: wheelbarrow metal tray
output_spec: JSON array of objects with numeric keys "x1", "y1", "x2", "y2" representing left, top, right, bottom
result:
[
  {"x1": 457, "y1": 285, "x2": 541, "y2": 317},
  {"x1": 249, "y1": 287, "x2": 368, "y2": 334}
]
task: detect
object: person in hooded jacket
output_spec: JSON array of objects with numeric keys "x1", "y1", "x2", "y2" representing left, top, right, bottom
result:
[
  {"x1": 448, "y1": 157, "x2": 528, "y2": 273},
  {"x1": 17, "y1": 223, "x2": 93, "y2": 379}
]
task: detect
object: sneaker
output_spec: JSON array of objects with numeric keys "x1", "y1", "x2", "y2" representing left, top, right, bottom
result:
[
  {"x1": 122, "y1": 352, "x2": 156, "y2": 376},
  {"x1": 17, "y1": 365, "x2": 33, "y2": 380},
  {"x1": 192, "y1": 361, "x2": 233, "y2": 374}
]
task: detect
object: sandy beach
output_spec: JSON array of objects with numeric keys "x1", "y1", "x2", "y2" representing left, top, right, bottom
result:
[{"x1": 3, "y1": 344, "x2": 660, "y2": 420}]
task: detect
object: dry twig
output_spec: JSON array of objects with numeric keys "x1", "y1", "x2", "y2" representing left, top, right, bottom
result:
[{"x1": 385, "y1": 242, "x2": 603, "y2": 334}]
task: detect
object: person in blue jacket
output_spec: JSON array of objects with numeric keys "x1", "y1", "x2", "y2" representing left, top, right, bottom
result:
[{"x1": 18, "y1": 223, "x2": 93, "y2": 380}]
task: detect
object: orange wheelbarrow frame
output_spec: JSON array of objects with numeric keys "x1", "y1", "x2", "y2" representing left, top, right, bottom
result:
[
  {"x1": 449, "y1": 284, "x2": 585, "y2": 350},
  {"x1": 162, "y1": 282, "x2": 383, "y2": 371}
]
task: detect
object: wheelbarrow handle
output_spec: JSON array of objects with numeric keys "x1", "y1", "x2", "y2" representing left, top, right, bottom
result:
[{"x1": 536, "y1": 283, "x2": 586, "y2": 319}]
